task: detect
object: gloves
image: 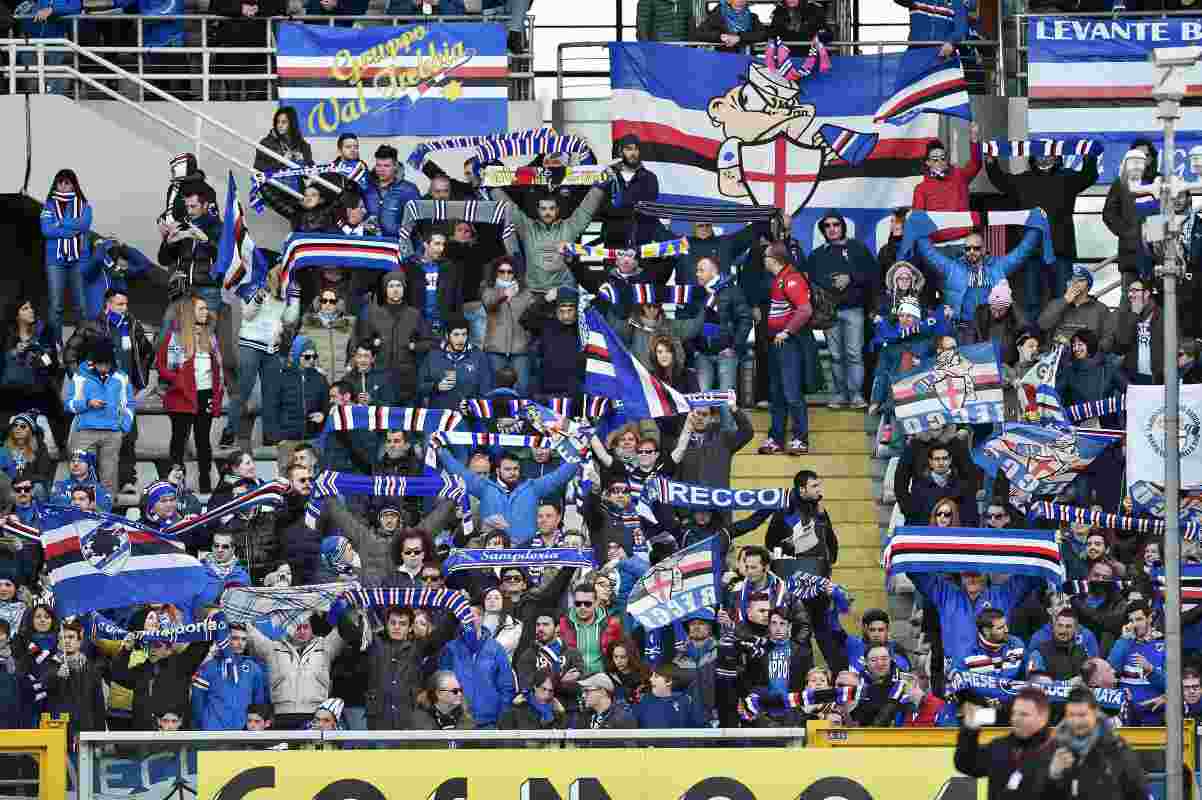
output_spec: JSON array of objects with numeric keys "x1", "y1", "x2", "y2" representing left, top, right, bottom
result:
[{"x1": 428, "y1": 431, "x2": 448, "y2": 450}]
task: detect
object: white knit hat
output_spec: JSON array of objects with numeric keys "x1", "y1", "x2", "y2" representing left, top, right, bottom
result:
[{"x1": 897, "y1": 300, "x2": 922, "y2": 319}]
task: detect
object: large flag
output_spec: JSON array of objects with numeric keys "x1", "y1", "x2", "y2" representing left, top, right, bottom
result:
[
  {"x1": 276, "y1": 22, "x2": 508, "y2": 138},
  {"x1": 627, "y1": 535, "x2": 723, "y2": 629},
  {"x1": 1127, "y1": 383, "x2": 1202, "y2": 492},
  {"x1": 1018, "y1": 345, "x2": 1065, "y2": 425},
  {"x1": 874, "y1": 48, "x2": 972, "y2": 125},
  {"x1": 214, "y1": 171, "x2": 267, "y2": 304},
  {"x1": 279, "y1": 233, "x2": 401, "y2": 296},
  {"x1": 583, "y1": 307, "x2": 692, "y2": 419},
  {"x1": 43, "y1": 508, "x2": 217, "y2": 618},
  {"x1": 608, "y1": 42, "x2": 964, "y2": 254},
  {"x1": 891, "y1": 342, "x2": 1004, "y2": 435},
  {"x1": 884, "y1": 526, "x2": 1064, "y2": 585},
  {"x1": 974, "y1": 423, "x2": 1117, "y2": 505},
  {"x1": 1153, "y1": 565, "x2": 1202, "y2": 611}
]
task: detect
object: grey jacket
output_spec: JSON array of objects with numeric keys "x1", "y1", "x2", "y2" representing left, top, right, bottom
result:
[
  {"x1": 1037, "y1": 295, "x2": 1115, "y2": 351},
  {"x1": 492, "y1": 185, "x2": 608, "y2": 292}
]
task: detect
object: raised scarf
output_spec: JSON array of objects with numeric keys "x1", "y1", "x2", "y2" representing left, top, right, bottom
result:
[
  {"x1": 573, "y1": 238, "x2": 690, "y2": 262},
  {"x1": 50, "y1": 191, "x2": 84, "y2": 261},
  {"x1": 442, "y1": 547, "x2": 597, "y2": 574},
  {"x1": 980, "y1": 138, "x2": 1101, "y2": 159}
]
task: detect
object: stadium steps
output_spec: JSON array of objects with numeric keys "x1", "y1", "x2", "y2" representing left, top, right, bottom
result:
[{"x1": 733, "y1": 408, "x2": 887, "y2": 621}]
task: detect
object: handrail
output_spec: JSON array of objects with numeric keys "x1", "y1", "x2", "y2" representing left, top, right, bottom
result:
[{"x1": 0, "y1": 37, "x2": 343, "y2": 201}]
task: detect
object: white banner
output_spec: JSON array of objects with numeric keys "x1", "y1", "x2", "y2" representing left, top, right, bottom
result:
[{"x1": 1126, "y1": 383, "x2": 1202, "y2": 492}]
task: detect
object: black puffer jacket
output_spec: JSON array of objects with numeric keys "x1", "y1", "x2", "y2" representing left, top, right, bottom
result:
[
  {"x1": 278, "y1": 495, "x2": 323, "y2": 585},
  {"x1": 354, "y1": 272, "x2": 422, "y2": 400}
]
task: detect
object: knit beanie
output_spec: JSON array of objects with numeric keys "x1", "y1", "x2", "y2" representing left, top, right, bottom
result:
[
  {"x1": 144, "y1": 480, "x2": 177, "y2": 509},
  {"x1": 1071, "y1": 264, "x2": 1094, "y2": 290},
  {"x1": 988, "y1": 280, "x2": 1013, "y2": 313}
]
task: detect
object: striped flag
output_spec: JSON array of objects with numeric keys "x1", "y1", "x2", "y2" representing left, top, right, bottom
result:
[
  {"x1": 884, "y1": 526, "x2": 1064, "y2": 584},
  {"x1": 275, "y1": 22, "x2": 508, "y2": 137},
  {"x1": 899, "y1": 209, "x2": 1055, "y2": 263},
  {"x1": 627, "y1": 535, "x2": 723, "y2": 629},
  {"x1": 280, "y1": 234, "x2": 401, "y2": 297},
  {"x1": 874, "y1": 48, "x2": 971, "y2": 125},
  {"x1": 583, "y1": 307, "x2": 692, "y2": 419},
  {"x1": 974, "y1": 424, "x2": 1117, "y2": 505},
  {"x1": 891, "y1": 342, "x2": 1005, "y2": 435},
  {"x1": 214, "y1": 172, "x2": 267, "y2": 304},
  {"x1": 1153, "y1": 566, "x2": 1202, "y2": 610}
]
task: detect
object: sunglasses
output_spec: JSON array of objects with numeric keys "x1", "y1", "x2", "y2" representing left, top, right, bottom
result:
[
  {"x1": 301, "y1": 353, "x2": 317, "y2": 361},
  {"x1": 964, "y1": 245, "x2": 984, "y2": 252},
  {"x1": 422, "y1": 574, "x2": 444, "y2": 582},
  {"x1": 575, "y1": 600, "x2": 594, "y2": 608},
  {"x1": 320, "y1": 298, "x2": 338, "y2": 305},
  {"x1": 637, "y1": 449, "x2": 657, "y2": 455},
  {"x1": 935, "y1": 510, "x2": 954, "y2": 518},
  {"x1": 402, "y1": 548, "x2": 424, "y2": 556},
  {"x1": 439, "y1": 687, "x2": 463, "y2": 694},
  {"x1": 13, "y1": 487, "x2": 32, "y2": 494}
]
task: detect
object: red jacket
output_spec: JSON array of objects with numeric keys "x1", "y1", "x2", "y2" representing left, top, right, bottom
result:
[
  {"x1": 156, "y1": 323, "x2": 224, "y2": 415},
  {"x1": 559, "y1": 613, "x2": 623, "y2": 657},
  {"x1": 911, "y1": 147, "x2": 982, "y2": 211},
  {"x1": 902, "y1": 692, "x2": 946, "y2": 726},
  {"x1": 766, "y1": 266, "x2": 813, "y2": 334}
]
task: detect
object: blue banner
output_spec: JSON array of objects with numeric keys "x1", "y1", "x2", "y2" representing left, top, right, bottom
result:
[
  {"x1": 892, "y1": 342, "x2": 1005, "y2": 434},
  {"x1": 84, "y1": 749, "x2": 197, "y2": 800},
  {"x1": 277, "y1": 22, "x2": 509, "y2": 138},
  {"x1": 974, "y1": 423, "x2": 1117, "y2": 502}
]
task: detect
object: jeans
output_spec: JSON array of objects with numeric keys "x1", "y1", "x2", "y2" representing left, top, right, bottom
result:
[
  {"x1": 464, "y1": 303, "x2": 487, "y2": 350},
  {"x1": 824, "y1": 307, "x2": 865, "y2": 402},
  {"x1": 233, "y1": 347, "x2": 280, "y2": 442},
  {"x1": 767, "y1": 335, "x2": 808, "y2": 443},
  {"x1": 46, "y1": 260, "x2": 86, "y2": 345},
  {"x1": 486, "y1": 352, "x2": 531, "y2": 395},
  {"x1": 482, "y1": 0, "x2": 531, "y2": 31},
  {"x1": 695, "y1": 350, "x2": 737, "y2": 428}
]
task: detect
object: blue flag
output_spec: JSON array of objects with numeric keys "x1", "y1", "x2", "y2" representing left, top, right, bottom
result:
[
  {"x1": 626, "y1": 535, "x2": 723, "y2": 629},
  {"x1": 974, "y1": 424, "x2": 1118, "y2": 504},
  {"x1": 891, "y1": 342, "x2": 1005, "y2": 434}
]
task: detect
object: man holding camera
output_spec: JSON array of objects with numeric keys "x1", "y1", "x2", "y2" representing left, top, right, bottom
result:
[{"x1": 954, "y1": 685, "x2": 1055, "y2": 799}]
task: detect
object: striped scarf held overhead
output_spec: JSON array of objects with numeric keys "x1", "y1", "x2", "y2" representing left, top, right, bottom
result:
[
  {"x1": 483, "y1": 165, "x2": 609, "y2": 188},
  {"x1": 405, "y1": 132, "x2": 535, "y2": 171},
  {"x1": 397, "y1": 199, "x2": 515, "y2": 258},
  {"x1": 49, "y1": 191, "x2": 84, "y2": 262},
  {"x1": 598, "y1": 282, "x2": 697, "y2": 306},
  {"x1": 980, "y1": 138, "x2": 1102, "y2": 159},
  {"x1": 468, "y1": 129, "x2": 598, "y2": 178},
  {"x1": 334, "y1": 586, "x2": 476, "y2": 638},
  {"x1": 1153, "y1": 565, "x2": 1202, "y2": 611},
  {"x1": 305, "y1": 469, "x2": 468, "y2": 529},
  {"x1": 884, "y1": 526, "x2": 1065, "y2": 584},
  {"x1": 327, "y1": 405, "x2": 462, "y2": 434}
]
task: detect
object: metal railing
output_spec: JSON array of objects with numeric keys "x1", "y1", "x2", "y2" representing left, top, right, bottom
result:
[
  {"x1": 556, "y1": 39, "x2": 1003, "y2": 101},
  {"x1": 3, "y1": 13, "x2": 534, "y2": 102}
]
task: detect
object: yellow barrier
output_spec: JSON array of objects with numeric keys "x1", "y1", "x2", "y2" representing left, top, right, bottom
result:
[
  {"x1": 200, "y1": 748, "x2": 973, "y2": 800},
  {"x1": 0, "y1": 717, "x2": 68, "y2": 800}
]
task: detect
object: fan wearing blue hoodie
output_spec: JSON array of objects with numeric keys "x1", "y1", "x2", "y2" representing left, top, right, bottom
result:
[
  {"x1": 81, "y1": 238, "x2": 158, "y2": 321},
  {"x1": 63, "y1": 339, "x2": 135, "y2": 493},
  {"x1": 191, "y1": 623, "x2": 268, "y2": 731},
  {"x1": 438, "y1": 614, "x2": 516, "y2": 729},
  {"x1": 1107, "y1": 602, "x2": 1167, "y2": 727},
  {"x1": 635, "y1": 664, "x2": 705, "y2": 728},
  {"x1": 804, "y1": 212, "x2": 877, "y2": 407}
]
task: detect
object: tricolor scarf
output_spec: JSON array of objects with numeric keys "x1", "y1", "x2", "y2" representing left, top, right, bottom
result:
[
  {"x1": 305, "y1": 469, "x2": 468, "y2": 529},
  {"x1": 573, "y1": 238, "x2": 691, "y2": 262},
  {"x1": 49, "y1": 191, "x2": 84, "y2": 261},
  {"x1": 397, "y1": 199, "x2": 514, "y2": 258},
  {"x1": 483, "y1": 165, "x2": 608, "y2": 188},
  {"x1": 1027, "y1": 500, "x2": 1201, "y2": 541},
  {"x1": 1153, "y1": 565, "x2": 1202, "y2": 611},
  {"x1": 598, "y1": 282, "x2": 697, "y2": 306},
  {"x1": 980, "y1": 138, "x2": 1102, "y2": 159},
  {"x1": 1064, "y1": 394, "x2": 1125, "y2": 423},
  {"x1": 468, "y1": 129, "x2": 598, "y2": 178},
  {"x1": 334, "y1": 586, "x2": 475, "y2": 637},
  {"x1": 884, "y1": 526, "x2": 1065, "y2": 584},
  {"x1": 948, "y1": 671, "x2": 1126, "y2": 716},
  {"x1": 763, "y1": 37, "x2": 831, "y2": 82},
  {"x1": 1062, "y1": 579, "x2": 1131, "y2": 597},
  {"x1": 327, "y1": 405, "x2": 462, "y2": 433},
  {"x1": 159, "y1": 480, "x2": 290, "y2": 543},
  {"x1": 441, "y1": 547, "x2": 597, "y2": 574},
  {"x1": 405, "y1": 132, "x2": 535, "y2": 172}
]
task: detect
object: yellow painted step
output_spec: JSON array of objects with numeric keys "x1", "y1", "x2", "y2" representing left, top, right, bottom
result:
[
  {"x1": 731, "y1": 476, "x2": 875, "y2": 499},
  {"x1": 833, "y1": 566, "x2": 895, "y2": 591},
  {"x1": 744, "y1": 409, "x2": 870, "y2": 433},
  {"x1": 834, "y1": 546, "x2": 884, "y2": 568},
  {"x1": 747, "y1": 431, "x2": 873, "y2": 454},
  {"x1": 732, "y1": 453, "x2": 872, "y2": 478}
]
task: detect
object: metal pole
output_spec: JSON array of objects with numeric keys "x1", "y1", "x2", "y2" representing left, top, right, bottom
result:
[{"x1": 1159, "y1": 93, "x2": 1185, "y2": 800}]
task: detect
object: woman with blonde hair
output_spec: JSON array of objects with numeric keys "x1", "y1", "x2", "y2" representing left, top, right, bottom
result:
[
  {"x1": 226, "y1": 264, "x2": 299, "y2": 449},
  {"x1": 157, "y1": 295, "x2": 224, "y2": 492},
  {"x1": 929, "y1": 498, "x2": 962, "y2": 528}
]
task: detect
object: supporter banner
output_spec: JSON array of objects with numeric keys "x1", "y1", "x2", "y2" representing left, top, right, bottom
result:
[
  {"x1": 1126, "y1": 383, "x2": 1202, "y2": 492},
  {"x1": 442, "y1": 547, "x2": 597, "y2": 574},
  {"x1": 627, "y1": 535, "x2": 722, "y2": 629},
  {"x1": 891, "y1": 342, "x2": 1004, "y2": 434},
  {"x1": 974, "y1": 423, "x2": 1117, "y2": 503},
  {"x1": 642, "y1": 477, "x2": 790, "y2": 512},
  {"x1": 200, "y1": 746, "x2": 972, "y2": 800},
  {"x1": 609, "y1": 43, "x2": 958, "y2": 255},
  {"x1": 83, "y1": 748, "x2": 196, "y2": 800},
  {"x1": 948, "y1": 671, "x2": 1126, "y2": 714},
  {"x1": 276, "y1": 22, "x2": 509, "y2": 138}
]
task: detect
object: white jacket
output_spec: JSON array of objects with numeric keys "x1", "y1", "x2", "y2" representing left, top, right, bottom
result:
[
  {"x1": 239, "y1": 292, "x2": 300, "y2": 354},
  {"x1": 247, "y1": 624, "x2": 345, "y2": 716}
]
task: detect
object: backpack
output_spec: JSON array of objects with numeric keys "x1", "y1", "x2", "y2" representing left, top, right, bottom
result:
[{"x1": 802, "y1": 273, "x2": 837, "y2": 330}]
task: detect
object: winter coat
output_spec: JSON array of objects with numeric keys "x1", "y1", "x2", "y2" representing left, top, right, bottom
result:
[
  {"x1": 438, "y1": 448, "x2": 576, "y2": 545},
  {"x1": 1055, "y1": 353, "x2": 1127, "y2": 410},
  {"x1": 277, "y1": 499, "x2": 324, "y2": 585},
  {"x1": 906, "y1": 573, "x2": 1044, "y2": 664},
  {"x1": 246, "y1": 620, "x2": 347, "y2": 716},
  {"x1": 111, "y1": 642, "x2": 210, "y2": 730},
  {"x1": 769, "y1": 1, "x2": 833, "y2": 41},
  {"x1": 675, "y1": 410, "x2": 755, "y2": 488},
  {"x1": 252, "y1": 113, "x2": 314, "y2": 219},
  {"x1": 916, "y1": 232, "x2": 1040, "y2": 321},
  {"x1": 894, "y1": 442, "x2": 980, "y2": 526},
  {"x1": 635, "y1": 690, "x2": 705, "y2": 728},
  {"x1": 438, "y1": 629, "x2": 516, "y2": 727},
  {"x1": 973, "y1": 304, "x2": 1031, "y2": 366},
  {"x1": 190, "y1": 653, "x2": 270, "y2": 731},
  {"x1": 482, "y1": 275, "x2": 535, "y2": 357},
  {"x1": 875, "y1": 251, "x2": 940, "y2": 315},
  {"x1": 491, "y1": 185, "x2": 608, "y2": 292},
  {"x1": 80, "y1": 240, "x2": 159, "y2": 322},
  {"x1": 51, "y1": 474, "x2": 112, "y2": 513},
  {"x1": 1037, "y1": 296, "x2": 1114, "y2": 350},
  {"x1": 158, "y1": 212, "x2": 223, "y2": 290},
  {"x1": 239, "y1": 288, "x2": 300, "y2": 354},
  {"x1": 64, "y1": 313, "x2": 154, "y2": 390},
  {"x1": 20, "y1": 0, "x2": 81, "y2": 40},
  {"x1": 1103, "y1": 179, "x2": 1149, "y2": 275},
  {"x1": 364, "y1": 175, "x2": 420, "y2": 239},
  {"x1": 1111, "y1": 303, "x2": 1165, "y2": 381},
  {"x1": 693, "y1": 275, "x2": 754, "y2": 358},
  {"x1": 63, "y1": 364, "x2": 135, "y2": 434},
  {"x1": 519, "y1": 299, "x2": 584, "y2": 397},
  {"x1": 600, "y1": 166, "x2": 662, "y2": 248},
  {"x1": 985, "y1": 157, "x2": 1098, "y2": 261},
  {"x1": 912, "y1": 147, "x2": 982, "y2": 211},
  {"x1": 418, "y1": 345, "x2": 494, "y2": 410},
  {"x1": 636, "y1": 0, "x2": 695, "y2": 41},
  {"x1": 953, "y1": 725, "x2": 1056, "y2": 800},
  {"x1": 404, "y1": 257, "x2": 465, "y2": 334},
  {"x1": 763, "y1": 496, "x2": 839, "y2": 568},
  {"x1": 620, "y1": 313, "x2": 702, "y2": 374},
  {"x1": 354, "y1": 290, "x2": 422, "y2": 400},
  {"x1": 675, "y1": 223, "x2": 768, "y2": 285},
  {"x1": 45, "y1": 659, "x2": 106, "y2": 738},
  {"x1": 1044, "y1": 719, "x2": 1148, "y2": 800},
  {"x1": 694, "y1": 5, "x2": 770, "y2": 50},
  {"x1": 39, "y1": 195, "x2": 92, "y2": 267},
  {"x1": 0, "y1": 430, "x2": 54, "y2": 491},
  {"x1": 156, "y1": 321, "x2": 224, "y2": 415},
  {"x1": 570, "y1": 701, "x2": 639, "y2": 730},
  {"x1": 1, "y1": 321, "x2": 60, "y2": 390},
  {"x1": 804, "y1": 214, "x2": 879, "y2": 309},
  {"x1": 560, "y1": 609, "x2": 624, "y2": 675},
  {"x1": 299, "y1": 303, "x2": 356, "y2": 378}
]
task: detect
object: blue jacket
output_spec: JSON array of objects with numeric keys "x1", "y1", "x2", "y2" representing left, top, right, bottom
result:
[
  {"x1": 271, "y1": 337, "x2": 329, "y2": 442},
  {"x1": 115, "y1": 0, "x2": 185, "y2": 47},
  {"x1": 81, "y1": 241, "x2": 157, "y2": 321},
  {"x1": 39, "y1": 196, "x2": 92, "y2": 267},
  {"x1": 438, "y1": 629, "x2": 516, "y2": 727},
  {"x1": 951, "y1": 634, "x2": 1026, "y2": 681},
  {"x1": 916, "y1": 230, "x2": 1040, "y2": 321},
  {"x1": 1027, "y1": 623, "x2": 1098, "y2": 659},
  {"x1": 804, "y1": 214, "x2": 878, "y2": 310},
  {"x1": 0, "y1": 320, "x2": 59, "y2": 388},
  {"x1": 51, "y1": 473, "x2": 114, "y2": 513},
  {"x1": 418, "y1": 345, "x2": 494, "y2": 411},
  {"x1": 20, "y1": 0, "x2": 81, "y2": 40},
  {"x1": 64, "y1": 364, "x2": 135, "y2": 434},
  {"x1": 190, "y1": 654, "x2": 269, "y2": 731},
  {"x1": 439, "y1": 449, "x2": 577, "y2": 546},
  {"x1": 364, "y1": 175, "x2": 420, "y2": 239},
  {"x1": 1107, "y1": 636, "x2": 1167, "y2": 726},
  {"x1": 899, "y1": 0, "x2": 968, "y2": 44},
  {"x1": 634, "y1": 690, "x2": 705, "y2": 728},
  {"x1": 906, "y1": 573, "x2": 1043, "y2": 665},
  {"x1": 845, "y1": 638, "x2": 911, "y2": 674}
]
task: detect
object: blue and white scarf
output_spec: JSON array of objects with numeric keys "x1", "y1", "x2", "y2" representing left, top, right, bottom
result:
[
  {"x1": 467, "y1": 129, "x2": 598, "y2": 178},
  {"x1": 642, "y1": 477, "x2": 791, "y2": 511},
  {"x1": 948, "y1": 671, "x2": 1126, "y2": 715},
  {"x1": 980, "y1": 138, "x2": 1102, "y2": 159},
  {"x1": 49, "y1": 191, "x2": 84, "y2": 261},
  {"x1": 442, "y1": 547, "x2": 596, "y2": 574},
  {"x1": 1028, "y1": 500, "x2": 1201, "y2": 541},
  {"x1": 306, "y1": 469, "x2": 467, "y2": 529}
]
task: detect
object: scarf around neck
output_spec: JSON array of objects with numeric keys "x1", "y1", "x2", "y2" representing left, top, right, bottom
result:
[
  {"x1": 524, "y1": 688, "x2": 556, "y2": 722},
  {"x1": 1057, "y1": 717, "x2": 1105, "y2": 757},
  {"x1": 50, "y1": 191, "x2": 84, "y2": 262}
]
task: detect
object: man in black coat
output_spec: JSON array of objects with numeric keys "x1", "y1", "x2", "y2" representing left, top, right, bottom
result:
[
  {"x1": 600, "y1": 133, "x2": 662, "y2": 248},
  {"x1": 1048, "y1": 688, "x2": 1148, "y2": 800},
  {"x1": 277, "y1": 463, "x2": 324, "y2": 585},
  {"x1": 954, "y1": 685, "x2": 1057, "y2": 800},
  {"x1": 895, "y1": 442, "x2": 981, "y2": 526}
]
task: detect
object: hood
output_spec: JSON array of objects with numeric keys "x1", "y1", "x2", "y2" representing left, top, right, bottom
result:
[
  {"x1": 884, "y1": 260, "x2": 926, "y2": 295},
  {"x1": 816, "y1": 211, "x2": 847, "y2": 244},
  {"x1": 379, "y1": 270, "x2": 407, "y2": 306},
  {"x1": 290, "y1": 335, "x2": 315, "y2": 367}
]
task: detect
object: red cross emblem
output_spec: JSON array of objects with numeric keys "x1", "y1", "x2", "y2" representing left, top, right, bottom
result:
[
  {"x1": 739, "y1": 137, "x2": 823, "y2": 212},
  {"x1": 643, "y1": 566, "x2": 681, "y2": 604}
]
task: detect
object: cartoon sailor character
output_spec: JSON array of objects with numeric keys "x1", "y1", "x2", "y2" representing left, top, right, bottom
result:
[
  {"x1": 914, "y1": 346, "x2": 978, "y2": 412},
  {"x1": 706, "y1": 60, "x2": 878, "y2": 213}
]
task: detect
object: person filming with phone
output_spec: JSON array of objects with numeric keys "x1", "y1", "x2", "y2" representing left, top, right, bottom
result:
[{"x1": 954, "y1": 685, "x2": 1056, "y2": 799}]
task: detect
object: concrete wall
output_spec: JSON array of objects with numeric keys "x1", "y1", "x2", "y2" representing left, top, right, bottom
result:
[{"x1": 0, "y1": 96, "x2": 543, "y2": 257}]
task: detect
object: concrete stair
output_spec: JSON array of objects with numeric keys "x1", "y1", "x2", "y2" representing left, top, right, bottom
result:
[{"x1": 730, "y1": 407, "x2": 887, "y2": 623}]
